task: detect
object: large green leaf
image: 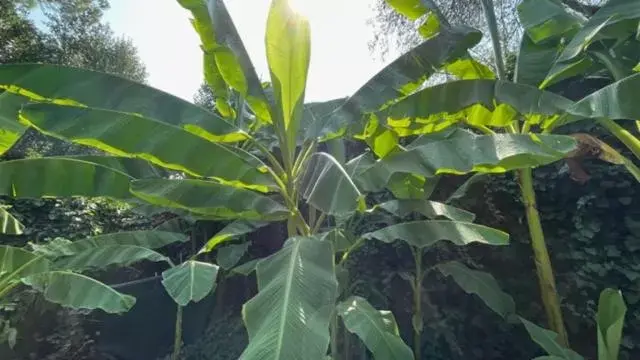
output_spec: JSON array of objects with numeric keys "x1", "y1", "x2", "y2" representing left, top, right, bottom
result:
[
  {"x1": 0, "y1": 91, "x2": 27, "y2": 155},
  {"x1": 298, "y1": 152, "x2": 364, "y2": 216},
  {"x1": 200, "y1": 220, "x2": 270, "y2": 253},
  {"x1": 0, "y1": 64, "x2": 244, "y2": 142},
  {"x1": 0, "y1": 157, "x2": 134, "y2": 200},
  {"x1": 355, "y1": 132, "x2": 576, "y2": 192},
  {"x1": 178, "y1": 0, "x2": 272, "y2": 121},
  {"x1": 362, "y1": 220, "x2": 508, "y2": 248},
  {"x1": 0, "y1": 207, "x2": 24, "y2": 235},
  {"x1": 311, "y1": 28, "x2": 482, "y2": 140},
  {"x1": 20, "y1": 103, "x2": 274, "y2": 191},
  {"x1": 0, "y1": 246, "x2": 50, "y2": 280},
  {"x1": 597, "y1": 289, "x2": 627, "y2": 360},
  {"x1": 386, "y1": 0, "x2": 441, "y2": 39},
  {"x1": 30, "y1": 231, "x2": 187, "y2": 258},
  {"x1": 337, "y1": 296, "x2": 414, "y2": 360},
  {"x1": 514, "y1": 35, "x2": 561, "y2": 87},
  {"x1": 161, "y1": 260, "x2": 219, "y2": 306},
  {"x1": 20, "y1": 271, "x2": 136, "y2": 314},
  {"x1": 130, "y1": 179, "x2": 288, "y2": 220},
  {"x1": 54, "y1": 245, "x2": 170, "y2": 271},
  {"x1": 436, "y1": 261, "x2": 515, "y2": 318},
  {"x1": 56, "y1": 155, "x2": 170, "y2": 179},
  {"x1": 519, "y1": 317, "x2": 583, "y2": 360},
  {"x1": 241, "y1": 236, "x2": 337, "y2": 360},
  {"x1": 375, "y1": 80, "x2": 573, "y2": 135},
  {"x1": 369, "y1": 199, "x2": 475, "y2": 222},
  {"x1": 216, "y1": 242, "x2": 250, "y2": 270},
  {"x1": 556, "y1": 73, "x2": 640, "y2": 126},
  {"x1": 517, "y1": 0, "x2": 585, "y2": 44},
  {"x1": 266, "y1": 0, "x2": 310, "y2": 154},
  {"x1": 551, "y1": 1, "x2": 640, "y2": 67}
]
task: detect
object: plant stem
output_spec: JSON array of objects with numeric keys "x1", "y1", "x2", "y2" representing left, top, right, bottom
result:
[
  {"x1": 171, "y1": 305, "x2": 183, "y2": 360},
  {"x1": 331, "y1": 310, "x2": 339, "y2": 360},
  {"x1": 480, "y1": 0, "x2": 506, "y2": 80},
  {"x1": 412, "y1": 248, "x2": 423, "y2": 360},
  {"x1": 599, "y1": 118, "x2": 640, "y2": 160},
  {"x1": 518, "y1": 168, "x2": 569, "y2": 346}
]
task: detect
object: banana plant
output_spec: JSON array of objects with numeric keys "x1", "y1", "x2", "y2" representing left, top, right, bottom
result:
[
  {"x1": 361, "y1": 194, "x2": 512, "y2": 359},
  {"x1": 382, "y1": 0, "x2": 640, "y2": 346},
  {"x1": 0, "y1": 0, "x2": 582, "y2": 358}
]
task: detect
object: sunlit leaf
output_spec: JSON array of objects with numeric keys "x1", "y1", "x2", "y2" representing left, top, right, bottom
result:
[
  {"x1": 0, "y1": 207, "x2": 24, "y2": 235},
  {"x1": 20, "y1": 103, "x2": 274, "y2": 191},
  {"x1": 309, "y1": 28, "x2": 482, "y2": 140},
  {"x1": 0, "y1": 91, "x2": 27, "y2": 155},
  {"x1": 517, "y1": 0, "x2": 585, "y2": 44},
  {"x1": 0, "y1": 158, "x2": 135, "y2": 200},
  {"x1": 355, "y1": 132, "x2": 576, "y2": 193},
  {"x1": 131, "y1": 179, "x2": 289, "y2": 220},
  {"x1": 0, "y1": 64, "x2": 244, "y2": 142},
  {"x1": 266, "y1": 0, "x2": 310, "y2": 156}
]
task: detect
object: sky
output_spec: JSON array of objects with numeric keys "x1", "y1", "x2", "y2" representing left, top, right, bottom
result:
[{"x1": 103, "y1": 0, "x2": 391, "y2": 102}]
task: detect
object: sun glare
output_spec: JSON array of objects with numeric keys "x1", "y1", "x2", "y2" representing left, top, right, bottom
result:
[{"x1": 288, "y1": 0, "x2": 316, "y2": 19}]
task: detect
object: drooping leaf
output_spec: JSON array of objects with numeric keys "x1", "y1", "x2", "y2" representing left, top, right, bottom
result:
[
  {"x1": 309, "y1": 28, "x2": 482, "y2": 140},
  {"x1": 597, "y1": 288, "x2": 627, "y2": 360},
  {"x1": 56, "y1": 155, "x2": 170, "y2": 179},
  {"x1": 298, "y1": 152, "x2": 364, "y2": 216},
  {"x1": 266, "y1": 0, "x2": 311, "y2": 155},
  {"x1": 556, "y1": 73, "x2": 640, "y2": 127},
  {"x1": 375, "y1": 79, "x2": 574, "y2": 135},
  {"x1": 20, "y1": 104, "x2": 274, "y2": 190},
  {"x1": 446, "y1": 173, "x2": 490, "y2": 204},
  {"x1": 369, "y1": 199, "x2": 475, "y2": 222},
  {"x1": 0, "y1": 207, "x2": 24, "y2": 235},
  {"x1": 131, "y1": 179, "x2": 288, "y2": 220},
  {"x1": 216, "y1": 242, "x2": 250, "y2": 270},
  {"x1": 29, "y1": 231, "x2": 187, "y2": 258},
  {"x1": 0, "y1": 91, "x2": 27, "y2": 155},
  {"x1": 231, "y1": 258, "x2": 260, "y2": 276},
  {"x1": 355, "y1": 132, "x2": 576, "y2": 192},
  {"x1": 54, "y1": 245, "x2": 170, "y2": 271},
  {"x1": 200, "y1": 220, "x2": 270, "y2": 254},
  {"x1": 161, "y1": 260, "x2": 219, "y2": 306},
  {"x1": 361, "y1": 220, "x2": 509, "y2": 249},
  {"x1": 0, "y1": 157, "x2": 134, "y2": 200},
  {"x1": 519, "y1": 317, "x2": 583, "y2": 360},
  {"x1": 241, "y1": 236, "x2": 338, "y2": 360},
  {"x1": 21, "y1": 271, "x2": 136, "y2": 314},
  {"x1": 436, "y1": 261, "x2": 515, "y2": 318},
  {"x1": 517, "y1": 0, "x2": 585, "y2": 44},
  {"x1": 0, "y1": 64, "x2": 244, "y2": 142},
  {"x1": 178, "y1": 0, "x2": 272, "y2": 121},
  {"x1": 0, "y1": 246, "x2": 50, "y2": 280},
  {"x1": 337, "y1": 296, "x2": 414, "y2": 360},
  {"x1": 301, "y1": 98, "x2": 347, "y2": 142}
]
